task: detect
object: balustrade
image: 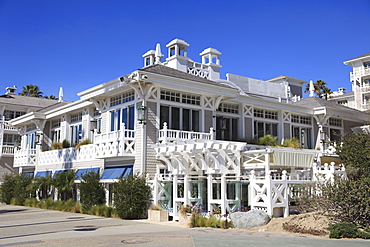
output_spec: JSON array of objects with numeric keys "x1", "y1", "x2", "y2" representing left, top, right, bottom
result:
[{"x1": 14, "y1": 129, "x2": 136, "y2": 167}]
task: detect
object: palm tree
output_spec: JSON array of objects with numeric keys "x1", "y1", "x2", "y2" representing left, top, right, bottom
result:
[
  {"x1": 30, "y1": 174, "x2": 53, "y2": 200},
  {"x1": 322, "y1": 87, "x2": 333, "y2": 100},
  {"x1": 304, "y1": 80, "x2": 332, "y2": 98},
  {"x1": 44, "y1": 95, "x2": 57, "y2": 100},
  {"x1": 19, "y1": 84, "x2": 43, "y2": 97},
  {"x1": 53, "y1": 170, "x2": 77, "y2": 201}
]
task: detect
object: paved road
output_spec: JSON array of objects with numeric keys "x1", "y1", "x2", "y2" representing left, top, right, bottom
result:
[{"x1": 0, "y1": 204, "x2": 368, "y2": 247}]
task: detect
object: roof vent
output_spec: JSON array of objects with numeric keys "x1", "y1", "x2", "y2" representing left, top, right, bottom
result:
[{"x1": 5, "y1": 86, "x2": 17, "y2": 95}]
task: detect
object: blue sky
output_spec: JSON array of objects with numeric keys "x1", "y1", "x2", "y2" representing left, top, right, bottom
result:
[{"x1": 1, "y1": 0, "x2": 369, "y2": 101}]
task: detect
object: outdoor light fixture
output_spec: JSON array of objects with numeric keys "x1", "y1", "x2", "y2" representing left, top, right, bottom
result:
[
  {"x1": 90, "y1": 119, "x2": 98, "y2": 131},
  {"x1": 137, "y1": 105, "x2": 147, "y2": 124},
  {"x1": 35, "y1": 132, "x2": 43, "y2": 145},
  {"x1": 320, "y1": 131, "x2": 326, "y2": 142}
]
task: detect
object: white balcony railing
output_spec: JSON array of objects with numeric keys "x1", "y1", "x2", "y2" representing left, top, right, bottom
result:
[
  {"x1": 1, "y1": 145, "x2": 16, "y2": 155},
  {"x1": 14, "y1": 129, "x2": 136, "y2": 167},
  {"x1": 0, "y1": 120, "x2": 17, "y2": 131},
  {"x1": 14, "y1": 148, "x2": 37, "y2": 167},
  {"x1": 158, "y1": 122, "x2": 213, "y2": 143},
  {"x1": 350, "y1": 66, "x2": 370, "y2": 81}
]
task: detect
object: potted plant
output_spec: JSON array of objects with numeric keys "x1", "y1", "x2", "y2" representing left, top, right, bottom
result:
[{"x1": 148, "y1": 204, "x2": 169, "y2": 222}]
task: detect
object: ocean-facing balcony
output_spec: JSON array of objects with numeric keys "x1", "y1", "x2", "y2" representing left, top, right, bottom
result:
[{"x1": 13, "y1": 129, "x2": 136, "y2": 167}]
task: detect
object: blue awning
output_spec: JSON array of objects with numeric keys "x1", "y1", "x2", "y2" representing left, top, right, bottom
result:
[
  {"x1": 75, "y1": 168, "x2": 99, "y2": 180},
  {"x1": 35, "y1": 171, "x2": 52, "y2": 178},
  {"x1": 101, "y1": 166, "x2": 133, "y2": 180},
  {"x1": 53, "y1": 169, "x2": 68, "y2": 178}
]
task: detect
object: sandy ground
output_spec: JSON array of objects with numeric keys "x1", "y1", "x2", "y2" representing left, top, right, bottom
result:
[{"x1": 249, "y1": 212, "x2": 331, "y2": 237}]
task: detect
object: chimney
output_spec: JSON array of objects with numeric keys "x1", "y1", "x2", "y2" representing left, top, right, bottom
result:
[{"x1": 5, "y1": 86, "x2": 17, "y2": 95}]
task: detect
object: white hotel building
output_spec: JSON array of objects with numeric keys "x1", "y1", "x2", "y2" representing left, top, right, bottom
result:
[{"x1": 2, "y1": 39, "x2": 369, "y2": 218}]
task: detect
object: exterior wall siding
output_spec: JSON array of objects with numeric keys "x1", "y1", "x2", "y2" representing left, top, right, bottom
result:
[
  {"x1": 244, "y1": 117, "x2": 253, "y2": 142},
  {"x1": 284, "y1": 123, "x2": 290, "y2": 140},
  {"x1": 204, "y1": 110, "x2": 213, "y2": 133}
]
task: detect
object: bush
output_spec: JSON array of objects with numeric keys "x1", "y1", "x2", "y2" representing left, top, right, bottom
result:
[
  {"x1": 113, "y1": 174, "x2": 151, "y2": 219},
  {"x1": 282, "y1": 138, "x2": 300, "y2": 149},
  {"x1": 328, "y1": 222, "x2": 370, "y2": 239},
  {"x1": 79, "y1": 171, "x2": 106, "y2": 211},
  {"x1": 75, "y1": 139, "x2": 92, "y2": 150},
  {"x1": 296, "y1": 177, "x2": 370, "y2": 228},
  {"x1": 259, "y1": 135, "x2": 279, "y2": 146},
  {"x1": 1, "y1": 173, "x2": 33, "y2": 205},
  {"x1": 62, "y1": 139, "x2": 71, "y2": 148},
  {"x1": 51, "y1": 142, "x2": 63, "y2": 150}
]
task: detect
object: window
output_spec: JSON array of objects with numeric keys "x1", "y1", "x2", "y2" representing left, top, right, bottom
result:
[
  {"x1": 70, "y1": 124, "x2": 82, "y2": 146},
  {"x1": 292, "y1": 126, "x2": 312, "y2": 149},
  {"x1": 254, "y1": 108, "x2": 278, "y2": 120},
  {"x1": 3, "y1": 110, "x2": 25, "y2": 121},
  {"x1": 111, "y1": 106, "x2": 135, "y2": 131},
  {"x1": 363, "y1": 79, "x2": 370, "y2": 87},
  {"x1": 217, "y1": 103, "x2": 239, "y2": 114},
  {"x1": 51, "y1": 130, "x2": 61, "y2": 143},
  {"x1": 291, "y1": 115, "x2": 312, "y2": 125},
  {"x1": 160, "y1": 90, "x2": 200, "y2": 105},
  {"x1": 160, "y1": 105, "x2": 200, "y2": 131},
  {"x1": 51, "y1": 119, "x2": 61, "y2": 128},
  {"x1": 329, "y1": 118, "x2": 342, "y2": 127},
  {"x1": 70, "y1": 112, "x2": 82, "y2": 123},
  {"x1": 3, "y1": 134, "x2": 21, "y2": 146},
  {"x1": 337, "y1": 100, "x2": 348, "y2": 106},
  {"x1": 216, "y1": 117, "x2": 238, "y2": 141},
  {"x1": 254, "y1": 121, "x2": 278, "y2": 139},
  {"x1": 110, "y1": 90, "x2": 135, "y2": 107},
  {"x1": 363, "y1": 61, "x2": 370, "y2": 68},
  {"x1": 27, "y1": 132, "x2": 36, "y2": 149}
]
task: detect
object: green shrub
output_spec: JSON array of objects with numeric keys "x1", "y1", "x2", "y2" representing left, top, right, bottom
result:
[
  {"x1": 2, "y1": 173, "x2": 34, "y2": 205},
  {"x1": 79, "y1": 171, "x2": 106, "y2": 212},
  {"x1": 282, "y1": 138, "x2": 301, "y2": 149},
  {"x1": 328, "y1": 222, "x2": 370, "y2": 239},
  {"x1": 53, "y1": 169, "x2": 76, "y2": 201},
  {"x1": 259, "y1": 135, "x2": 279, "y2": 146},
  {"x1": 296, "y1": 177, "x2": 370, "y2": 228},
  {"x1": 62, "y1": 139, "x2": 71, "y2": 148},
  {"x1": 113, "y1": 174, "x2": 151, "y2": 219}
]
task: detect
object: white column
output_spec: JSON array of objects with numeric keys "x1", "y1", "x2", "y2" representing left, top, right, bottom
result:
[
  {"x1": 207, "y1": 174, "x2": 212, "y2": 213},
  {"x1": 173, "y1": 175, "x2": 178, "y2": 218},
  {"x1": 153, "y1": 174, "x2": 159, "y2": 205},
  {"x1": 221, "y1": 175, "x2": 226, "y2": 215},
  {"x1": 184, "y1": 175, "x2": 189, "y2": 206}
]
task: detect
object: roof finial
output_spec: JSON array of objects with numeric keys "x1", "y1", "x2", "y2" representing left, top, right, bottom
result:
[
  {"x1": 58, "y1": 87, "x2": 64, "y2": 102},
  {"x1": 309, "y1": 80, "x2": 315, "y2": 97},
  {"x1": 155, "y1": 43, "x2": 163, "y2": 64}
]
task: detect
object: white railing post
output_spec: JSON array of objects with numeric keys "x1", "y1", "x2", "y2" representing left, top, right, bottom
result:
[
  {"x1": 120, "y1": 123, "x2": 126, "y2": 154},
  {"x1": 210, "y1": 127, "x2": 214, "y2": 140},
  {"x1": 163, "y1": 122, "x2": 168, "y2": 143}
]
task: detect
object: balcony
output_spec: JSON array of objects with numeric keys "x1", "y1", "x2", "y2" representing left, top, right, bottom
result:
[
  {"x1": 0, "y1": 120, "x2": 18, "y2": 131},
  {"x1": 1, "y1": 145, "x2": 16, "y2": 156},
  {"x1": 350, "y1": 66, "x2": 370, "y2": 81},
  {"x1": 13, "y1": 129, "x2": 136, "y2": 167}
]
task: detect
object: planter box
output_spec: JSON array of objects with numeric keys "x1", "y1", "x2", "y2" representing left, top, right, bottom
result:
[
  {"x1": 179, "y1": 214, "x2": 192, "y2": 226},
  {"x1": 148, "y1": 210, "x2": 169, "y2": 222}
]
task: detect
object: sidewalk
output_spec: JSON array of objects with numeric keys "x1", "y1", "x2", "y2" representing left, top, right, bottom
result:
[{"x1": 0, "y1": 205, "x2": 368, "y2": 247}]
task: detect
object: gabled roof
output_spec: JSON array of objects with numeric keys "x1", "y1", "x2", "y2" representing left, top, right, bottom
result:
[
  {"x1": 0, "y1": 94, "x2": 59, "y2": 109},
  {"x1": 292, "y1": 96, "x2": 366, "y2": 115},
  {"x1": 138, "y1": 64, "x2": 235, "y2": 89},
  {"x1": 36, "y1": 101, "x2": 70, "y2": 113},
  {"x1": 344, "y1": 52, "x2": 370, "y2": 64}
]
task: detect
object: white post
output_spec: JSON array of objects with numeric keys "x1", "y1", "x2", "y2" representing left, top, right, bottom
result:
[
  {"x1": 210, "y1": 127, "x2": 214, "y2": 140},
  {"x1": 221, "y1": 175, "x2": 226, "y2": 215},
  {"x1": 184, "y1": 175, "x2": 189, "y2": 206},
  {"x1": 120, "y1": 123, "x2": 126, "y2": 154},
  {"x1": 163, "y1": 122, "x2": 168, "y2": 143},
  {"x1": 265, "y1": 171, "x2": 273, "y2": 216},
  {"x1": 282, "y1": 170, "x2": 289, "y2": 218},
  {"x1": 207, "y1": 174, "x2": 212, "y2": 213},
  {"x1": 173, "y1": 174, "x2": 178, "y2": 218},
  {"x1": 153, "y1": 174, "x2": 159, "y2": 206}
]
